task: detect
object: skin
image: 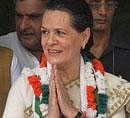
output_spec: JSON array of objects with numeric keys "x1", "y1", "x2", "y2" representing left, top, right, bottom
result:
[
  {"x1": 41, "y1": 10, "x2": 85, "y2": 66},
  {"x1": 41, "y1": 10, "x2": 90, "y2": 117},
  {"x1": 15, "y1": 0, "x2": 44, "y2": 61},
  {"x1": 48, "y1": 66, "x2": 61, "y2": 118}
]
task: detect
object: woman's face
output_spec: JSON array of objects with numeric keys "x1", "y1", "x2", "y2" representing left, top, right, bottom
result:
[{"x1": 41, "y1": 10, "x2": 90, "y2": 65}]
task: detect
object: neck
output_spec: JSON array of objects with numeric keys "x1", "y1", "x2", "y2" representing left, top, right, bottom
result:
[
  {"x1": 56, "y1": 56, "x2": 80, "y2": 85},
  {"x1": 31, "y1": 51, "x2": 43, "y2": 62},
  {"x1": 90, "y1": 28, "x2": 111, "y2": 58}
]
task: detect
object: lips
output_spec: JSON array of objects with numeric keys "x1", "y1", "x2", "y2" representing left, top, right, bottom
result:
[
  {"x1": 94, "y1": 19, "x2": 106, "y2": 24},
  {"x1": 48, "y1": 49, "x2": 62, "y2": 56},
  {"x1": 21, "y1": 32, "x2": 34, "y2": 39}
]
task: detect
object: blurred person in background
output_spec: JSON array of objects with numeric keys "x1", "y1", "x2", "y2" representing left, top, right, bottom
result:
[
  {"x1": 86, "y1": 0, "x2": 130, "y2": 82},
  {"x1": 0, "y1": 0, "x2": 48, "y2": 83}
]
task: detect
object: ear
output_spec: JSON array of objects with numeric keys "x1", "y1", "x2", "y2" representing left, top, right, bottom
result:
[{"x1": 81, "y1": 27, "x2": 91, "y2": 49}]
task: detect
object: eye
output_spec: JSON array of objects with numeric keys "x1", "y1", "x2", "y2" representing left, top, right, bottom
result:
[
  {"x1": 56, "y1": 30, "x2": 66, "y2": 37},
  {"x1": 41, "y1": 28, "x2": 49, "y2": 37},
  {"x1": 107, "y1": 1, "x2": 118, "y2": 8},
  {"x1": 15, "y1": 12, "x2": 23, "y2": 19},
  {"x1": 29, "y1": 13, "x2": 42, "y2": 20},
  {"x1": 88, "y1": 2, "x2": 100, "y2": 9}
]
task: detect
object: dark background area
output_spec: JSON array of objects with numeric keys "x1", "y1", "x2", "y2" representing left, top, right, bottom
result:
[
  {"x1": 0, "y1": 0, "x2": 15, "y2": 36},
  {"x1": 0, "y1": 0, "x2": 130, "y2": 36},
  {"x1": 111, "y1": 0, "x2": 130, "y2": 46},
  {"x1": 112, "y1": 0, "x2": 130, "y2": 30}
]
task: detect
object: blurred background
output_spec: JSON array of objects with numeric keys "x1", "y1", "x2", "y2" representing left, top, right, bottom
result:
[
  {"x1": 0, "y1": 0, "x2": 130, "y2": 36},
  {"x1": 0, "y1": 0, "x2": 15, "y2": 35}
]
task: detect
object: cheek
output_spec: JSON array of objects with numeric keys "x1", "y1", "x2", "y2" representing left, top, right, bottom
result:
[
  {"x1": 107, "y1": 10, "x2": 115, "y2": 19},
  {"x1": 41, "y1": 38, "x2": 45, "y2": 49},
  {"x1": 67, "y1": 42, "x2": 81, "y2": 57},
  {"x1": 16, "y1": 19, "x2": 21, "y2": 28},
  {"x1": 107, "y1": 15, "x2": 114, "y2": 24},
  {"x1": 91, "y1": 11, "x2": 97, "y2": 18}
]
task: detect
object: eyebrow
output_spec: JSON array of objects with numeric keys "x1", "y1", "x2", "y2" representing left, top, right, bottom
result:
[
  {"x1": 41, "y1": 26, "x2": 47, "y2": 30},
  {"x1": 15, "y1": 11, "x2": 43, "y2": 17},
  {"x1": 41, "y1": 26, "x2": 67, "y2": 32}
]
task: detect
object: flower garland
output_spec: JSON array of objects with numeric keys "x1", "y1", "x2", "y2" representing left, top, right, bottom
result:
[
  {"x1": 28, "y1": 53, "x2": 49, "y2": 117},
  {"x1": 28, "y1": 75, "x2": 42, "y2": 97},
  {"x1": 81, "y1": 56, "x2": 108, "y2": 118},
  {"x1": 28, "y1": 53, "x2": 108, "y2": 118}
]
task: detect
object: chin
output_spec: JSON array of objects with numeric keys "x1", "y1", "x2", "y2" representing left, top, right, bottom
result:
[
  {"x1": 93, "y1": 26, "x2": 107, "y2": 31},
  {"x1": 47, "y1": 57, "x2": 61, "y2": 65}
]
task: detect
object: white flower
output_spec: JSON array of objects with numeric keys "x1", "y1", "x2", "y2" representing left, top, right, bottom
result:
[
  {"x1": 97, "y1": 113, "x2": 107, "y2": 118},
  {"x1": 87, "y1": 108, "x2": 97, "y2": 118},
  {"x1": 40, "y1": 104, "x2": 48, "y2": 116},
  {"x1": 95, "y1": 71, "x2": 106, "y2": 94}
]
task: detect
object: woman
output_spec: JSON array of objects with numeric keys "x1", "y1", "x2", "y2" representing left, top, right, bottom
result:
[{"x1": 3, "y1": 0, "x2": 130, "y2": 118}]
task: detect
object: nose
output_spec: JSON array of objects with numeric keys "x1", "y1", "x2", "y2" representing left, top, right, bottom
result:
[
  {"x1": 48, "y1": 34, "x2": 58, "y2": 45},
  {"x1": 98, "y1": 4, "x2": 106, "y2": 16},
  {"x1": 43, "y1": 32, "x2": 58, "y2": 46},
  {"x1": 20, "y1": 16, "x2": 31, "y2": 30}
]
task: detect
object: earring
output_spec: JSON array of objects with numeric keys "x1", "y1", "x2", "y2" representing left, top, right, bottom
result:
[{"x1": 82, "y1": 44, "x2": 85, "y2": 49}]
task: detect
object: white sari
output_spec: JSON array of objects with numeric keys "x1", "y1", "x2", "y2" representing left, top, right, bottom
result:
[{"x1": 3, "y1": 58, "x2": 130, "y2": 118}]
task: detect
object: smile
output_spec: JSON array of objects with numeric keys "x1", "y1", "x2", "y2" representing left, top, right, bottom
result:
[
  {"x1": 95, "y1": 19, "x2": 106, "y2": 24},
  {"x1": 48, "y1": 49, "x2": 62, "y2": 56}
]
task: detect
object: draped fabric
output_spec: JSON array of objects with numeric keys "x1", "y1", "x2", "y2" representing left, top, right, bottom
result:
[
  {"x1": 0, "y1": 47, "x2": 12, "y2": 117},
  {"x1": 3, "y1": 57, "x2": 130, "y2": 118}
]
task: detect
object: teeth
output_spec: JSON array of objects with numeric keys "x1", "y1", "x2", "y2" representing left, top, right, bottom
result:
[{"x1": 48, "y1": 49, "x2": 60, "y2": 53}]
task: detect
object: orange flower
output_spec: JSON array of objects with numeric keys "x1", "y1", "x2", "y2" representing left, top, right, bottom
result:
[
  {"x1": 92, "y1": 59, "x2": 104, "y2": 75},
  {"x1": 86, "y1": 86, "x2": 96, "y2": 110},
  {"x1": 28, "y1": 75, "x2": 42, "y2": 96},
  {"x1": 88, "y1": 102, "x2": 96, "y2": 110},
  {"x1": 40, "y1": 53, "x2": 47, "y2": 68}
]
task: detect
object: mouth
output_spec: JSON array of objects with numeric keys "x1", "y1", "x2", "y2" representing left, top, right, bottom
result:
[
  {"x1": 48, "y1": 49, "x2": 63, "y2": 56},
  {"x1": 20, "y1": 32, "x2": 34, "y2": 39},
  {"x1": 94, "y1": 19, "x2": 107, "y2": 24}
]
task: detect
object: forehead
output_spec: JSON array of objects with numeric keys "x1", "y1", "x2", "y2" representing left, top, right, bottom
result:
[
  {"x1": 16, "y1": 0, "x2": 44, "y2": 5},
  {"x1": 15, "y1": 0, "x2": 44, "y2": 14},
  {"x1": 42, "y1": 10, "x2": 72, "y2": 27},
  {"x1": 43, "y1": 10, "x2": 71, "y2": 22}
]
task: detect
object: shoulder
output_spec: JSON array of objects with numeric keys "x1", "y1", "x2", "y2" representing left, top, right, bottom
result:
[
  {"x1": 3, "y1": 67, "x2": 36, "y2": 118},
  {"x1": 9, "y1": 67, "x2": 36, "y2": 106},
  {"x1": 10, "y1": 67, "x2": 37, "y2": 99},
  {"x1": 5, "y1": 31, "x2": 17, "y2": 37},
  {"x1": 13, "y1": 67, "x2": 36, "y2": 89},
  {"x1": 104, "y1": 72, "x2": 130, "y2": 117},
  {"x1": 105, "y1": 72, "x2": 130, "y2": 90},
  {"x1": 0, "y1": 32, "x2": 18, "y2": 49},
  {"x1": 0, "y1": 31, "x2": 17, "y2": 39},
  {"x1": 105, "y1": 72, "x2": 129, "y2": 86}
]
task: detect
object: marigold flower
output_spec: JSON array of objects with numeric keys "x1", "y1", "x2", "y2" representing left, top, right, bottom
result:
[
  {"x1": 28, "y1": 75, "x2": 42, "y2": 96},
  {"x1": 40, "y1": 53, "x2": 47, "y2": 68},
  {"x1": 92, "y1": 59, "x2": 104, "y2": 75}
]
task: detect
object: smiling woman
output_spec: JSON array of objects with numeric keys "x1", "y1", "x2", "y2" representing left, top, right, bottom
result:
[
  {"x1": 3, "y1": 0, "x2": 130, "y2": 118},
  {"x1": 41, "y1": 10, "x2": 90, "y2": 66}
]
